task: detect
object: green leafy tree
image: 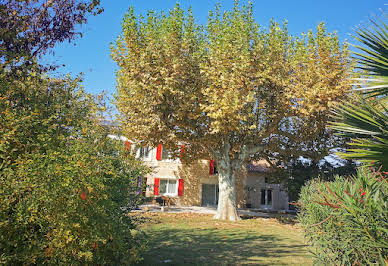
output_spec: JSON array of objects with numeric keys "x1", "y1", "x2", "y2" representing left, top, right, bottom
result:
[
  {"x1": 0, "y1": 74, "x2": 148, "y2": 265},
  {"x1": 330, "y1": 16, "x2": 388, "y2": 170},
  {"x1": 0, "y1": 0, "x2": 148, "y2": 264},
  {"x1": 112, "y1": 2, "x2": 353, "y2": 221}
]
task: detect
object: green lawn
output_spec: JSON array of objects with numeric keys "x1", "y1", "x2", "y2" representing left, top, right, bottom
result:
[{"x1": 134, "y1": 212, "x2": 312, "y2": 265}]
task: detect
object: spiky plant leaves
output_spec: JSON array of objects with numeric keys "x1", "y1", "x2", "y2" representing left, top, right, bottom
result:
[{"x1": 332, "y1": 15, "x2": 388, "y2": 168}]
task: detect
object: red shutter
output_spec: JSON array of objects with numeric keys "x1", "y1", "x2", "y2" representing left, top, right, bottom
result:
[
  {"x1": 124, "y1": 141, "x2": 131, "y2": 151},
  {"x1": 179, "y1": 145, "x2": 185, "y2": 161},
  {"x1": 178, "y1": 179, "x2": 184, "y2": 196},
  {"x1": 154, "y1": 178, "x2": 160, "y2": 195},
  {"x1": 209, "y1": 160, "x2": 215, "y2": 175},
  {"x1": 156, "y1": 144, "x2": 162, "y2": 160}
]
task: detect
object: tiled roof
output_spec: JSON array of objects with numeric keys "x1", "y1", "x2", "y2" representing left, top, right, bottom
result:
[{"x1": 246, "y1": 160, "x2": 272, "y2": 173}]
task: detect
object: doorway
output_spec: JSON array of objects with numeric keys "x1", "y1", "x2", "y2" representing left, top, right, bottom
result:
[
  {"x1": 201, "y1": 184, "x2": 219, "y2": 206},
  {"x1": 260, "y1": 189, "x2": 272, "y2": 209}
]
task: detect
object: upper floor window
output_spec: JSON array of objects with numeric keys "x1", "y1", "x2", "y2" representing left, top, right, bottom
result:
[
  {"x1": 209, "y1": 160, "x2": 218, "y2": 175},
  {"x1": 156, "y1": 144, "x2": 180, "y2": 162},
  {"x1": 136, "y1": 146, "x2": 151, "y2": 160},
  {"x1": 161, "y1": 147, "x2": 172, "y2": 160}
]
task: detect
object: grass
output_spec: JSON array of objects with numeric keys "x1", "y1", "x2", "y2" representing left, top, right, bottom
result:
[{"x1": 132, "y1": 212, "x2": 312, "y2": 265}]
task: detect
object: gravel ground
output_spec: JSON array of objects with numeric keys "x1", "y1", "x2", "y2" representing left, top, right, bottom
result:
[{"x1": 135, "y1": 204, "x2": 295, "y2": 218}]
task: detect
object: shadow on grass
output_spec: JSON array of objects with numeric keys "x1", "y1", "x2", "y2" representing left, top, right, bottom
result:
[
  {"x1": 274, "y1": 215, "x2": 299, "y2": 225},
  {"x1": 240, "y1": 214, "x2": 299, "y2": 226},
  {"x1": 138, "y1": 226, "x2": 309, "y2": 265}
]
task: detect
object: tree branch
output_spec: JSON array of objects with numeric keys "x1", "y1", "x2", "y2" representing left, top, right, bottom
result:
[{"x1": 246, "y1": 144, "x2": 265, "y2": 155}]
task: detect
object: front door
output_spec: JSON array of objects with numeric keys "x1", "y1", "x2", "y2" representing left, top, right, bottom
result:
[
  {"x1": 201, "y1": 184, "x2": 219, "y2": 206},
  {"x1": 260, "y1": 189, "x2": 272, "y2": 209}
]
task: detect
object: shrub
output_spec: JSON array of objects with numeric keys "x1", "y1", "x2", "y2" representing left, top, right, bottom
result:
[
  {"x1": 298, "y1": 168, "x2": 387, "y2": 265},
  {"x1": 0, "y1": 74, "x2": 148, "y2": 265}
]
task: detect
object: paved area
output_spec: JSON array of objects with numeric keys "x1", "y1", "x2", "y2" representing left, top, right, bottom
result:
[{"x1": 135, "y1": 204, "x2": 295, "y2": 218}]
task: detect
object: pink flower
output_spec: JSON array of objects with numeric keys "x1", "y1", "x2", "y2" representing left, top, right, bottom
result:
[{"x1": 361, "y1": 191, "x2": 366, "y2": 197}]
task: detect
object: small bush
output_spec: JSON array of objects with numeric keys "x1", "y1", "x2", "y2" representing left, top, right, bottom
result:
[{"x1": 298, "y1": 168, "x2": 387, "y2": 265}]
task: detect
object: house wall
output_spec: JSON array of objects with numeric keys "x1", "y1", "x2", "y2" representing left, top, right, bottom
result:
[
  {"x1": 145, "y1": 158, "x2": 246, "y2": 208},
  {"x1": 245, "y1": 173, "x2": 289, "y2": 210},
  {"x1": 139, "y1": 144, "x2": 287, "y2": 210}
]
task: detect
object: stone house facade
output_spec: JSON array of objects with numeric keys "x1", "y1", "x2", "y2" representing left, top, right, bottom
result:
[{"x1": 124, "y1": 140, "x2": 289, "y2": 210}]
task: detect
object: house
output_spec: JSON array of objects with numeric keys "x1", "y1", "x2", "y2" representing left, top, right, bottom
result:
[{"x1": 117, "y1": 138, "x2": 289, "y2": 210}]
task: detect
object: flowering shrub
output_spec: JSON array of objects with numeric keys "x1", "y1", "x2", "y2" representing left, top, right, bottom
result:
[{"x1": 298, "y1": 168, "x2": 387, "y2": 265}]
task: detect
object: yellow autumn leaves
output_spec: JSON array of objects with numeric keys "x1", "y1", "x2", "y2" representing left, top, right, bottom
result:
[{"x1": 112, "y1": 3, "x2": 353, "y2": 158}]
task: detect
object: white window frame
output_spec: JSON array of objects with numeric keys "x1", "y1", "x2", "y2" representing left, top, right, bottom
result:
[
  {"x1": 135, "y1": 146, "x2": 152, "y2": 161},
  {"x1": 158, "y1": 179, "x2": 178, "y2": 197}
]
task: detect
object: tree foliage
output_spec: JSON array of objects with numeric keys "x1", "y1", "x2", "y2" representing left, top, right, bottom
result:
[
  {"x1": 299, "y1": 14, "x2": 388, "y2": 265},
  {"x1": 0, "y1": 0, "x2": 103, "y2": 70},
  {"x1": 0, "y1": 74, "x2": 148, "y2": 264},
  {"x1": 112, "y1": 2, "x2": 354, "y2": 220},
  {"x1": 0, "y1": 0, "x2": 148, "y2": 264},
  {"x1": 271, "y1": 158, "x2": 357, "y2": 202}
]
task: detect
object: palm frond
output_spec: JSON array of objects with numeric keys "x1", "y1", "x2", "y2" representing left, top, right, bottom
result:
[
  {"x1": 330, "y1": 99, "x2": 388, "y2": 170},
  {"x1": 352, "y1": 77, "x2": 388, "y2": 99},
  {"x1": 352, "y1": 15, "x2": 388, "y2": 97}
]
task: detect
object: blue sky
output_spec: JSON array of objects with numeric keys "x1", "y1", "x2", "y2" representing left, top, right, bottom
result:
[{"x1": 43, "y1": 0, "x2": 387, "y2": 108}]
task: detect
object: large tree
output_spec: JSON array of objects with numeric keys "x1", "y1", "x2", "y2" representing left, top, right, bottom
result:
[{"x1": 112, "y1": 2, "x2": 353, "y2": 221}]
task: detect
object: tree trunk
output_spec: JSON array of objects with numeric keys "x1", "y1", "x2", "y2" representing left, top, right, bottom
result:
[
  {"x1": 214, "y1": 168, "x2": 240, "y2": 221},
  {"x1": 213, "y1": 144, "x2": 241, "y2": 221},
  {"x1": 212, "y1": 142, "x2": 263, "y2": 221}
]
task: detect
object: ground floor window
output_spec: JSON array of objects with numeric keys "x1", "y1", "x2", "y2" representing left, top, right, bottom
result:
[
  {"x1": 260, "y1": 189, "x2": 272, "y2": 208},
  {"x1": 159, "y1": 179, "x2": 177, "y2": 196}
]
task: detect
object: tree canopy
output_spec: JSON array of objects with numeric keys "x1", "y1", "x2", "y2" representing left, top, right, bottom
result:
[{"x1": 112, "y1": 2, "x2": 354, "y2": 220}]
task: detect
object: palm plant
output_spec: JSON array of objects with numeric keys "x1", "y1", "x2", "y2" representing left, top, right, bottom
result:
[{"x1": 330, "y1": 15, "x2": 388, "y2": 171}]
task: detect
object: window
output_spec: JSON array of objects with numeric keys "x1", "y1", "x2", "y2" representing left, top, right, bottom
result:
[
  {"x1": 156, "y1": 144, "x2": 179, "y2": 161},
  {"x1": 159, "y1": 179, "x2": 177, "y2": 196},
  {"x1": 260, "y1": 189, "x2": 272, "y2": 207},
  {"x1": 213, "y1": 162, "x2": 218, "y2": 174},
  {"x1": 136, "y1": 146, "x2": 151, "y2": 160},
  {"x1": 161, "y1": 147, "x2": 172, "y2": 160},
  {"x1": 209, "y1": 160, "x2": 218, "y2": 175}
]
